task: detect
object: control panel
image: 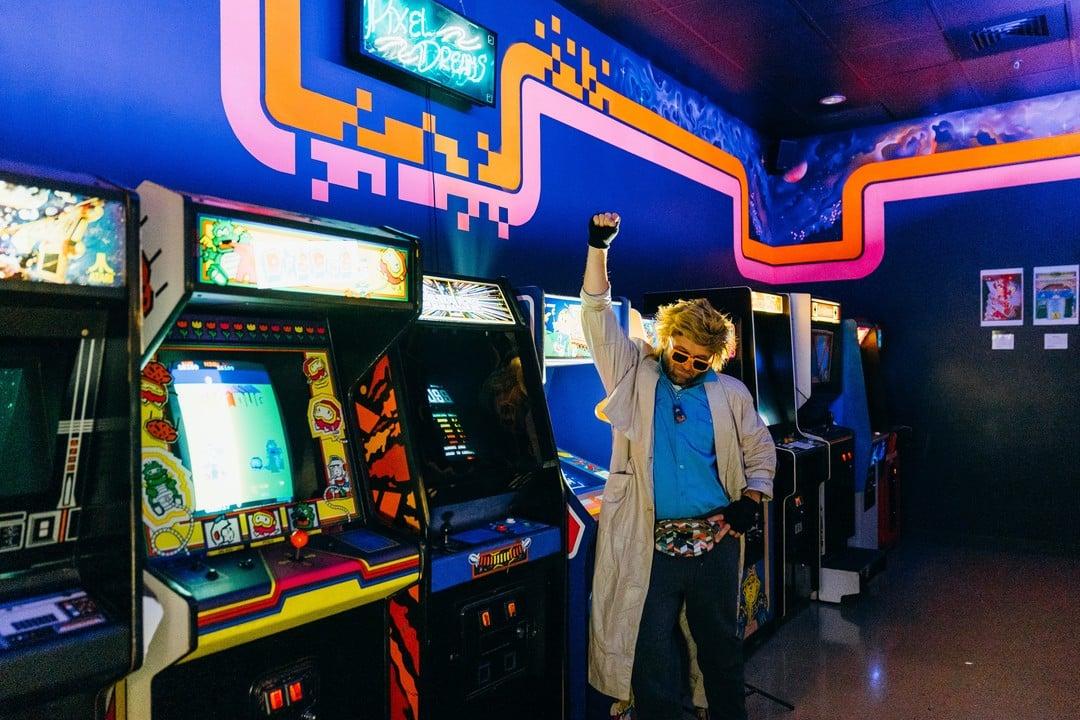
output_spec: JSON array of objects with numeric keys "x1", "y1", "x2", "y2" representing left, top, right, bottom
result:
[{"x1": 0, "y1": 589, "x2": 107, "y2": 650}]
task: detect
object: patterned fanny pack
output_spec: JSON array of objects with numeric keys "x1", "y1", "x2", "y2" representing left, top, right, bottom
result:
[{"x1": 654, "y1": 517, "x2": 724, "y2": 557}]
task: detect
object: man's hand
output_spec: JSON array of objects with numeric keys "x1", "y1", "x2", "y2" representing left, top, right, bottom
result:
[
  {"x1": 706, "y1": 511, "x2": 738, "y2": 541},
  {"x1": 588, "y1": 212, "x2": 620, "y2": 249},
  {"x1": 717, "y1": 496, "x2": 761, "y2": 536}
]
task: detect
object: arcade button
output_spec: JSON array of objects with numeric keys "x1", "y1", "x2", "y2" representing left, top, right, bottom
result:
[
  {"x1": 505, "y1": 601, "x2": 517, "y2": 618},
  {"x1": 204, "y1": 568, "x2": 219, "y2": 581},
  {"x1": 287, "y1": 681, "x2": 303, "y2": 703},
  {"x1": 266, "y1": 688, "x2": 285, "y2": 712}
]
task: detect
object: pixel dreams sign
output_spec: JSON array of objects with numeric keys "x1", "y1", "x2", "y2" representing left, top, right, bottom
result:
[{"x1": 359, "y1": 0, "x2": 496, "y2": 104}]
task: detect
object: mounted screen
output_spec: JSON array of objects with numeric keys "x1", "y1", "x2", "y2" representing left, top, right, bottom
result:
[
  {"x1": 751, "y1": 312, "x2": 797, "y2": 428},
  {"x1": 0, "y1": 363, "x2": 56, "y2": 501},
  {"x1": 195, "y1": 212, "x2": 411, "y2": 302},
  {"x1": 403, "y1": 324, "x2": 544, "y2": 503},
  {"x1": 543, "y1": 294, "x2": 623, "y2": 362},
  {"x1": 420, "y1": 275, "x2": 515, "y2": 324},
  {"x1": 810, "y1": 329, "x2": 834, "y2": 385},
  {"x1": 356, "y1": 0, "x2": 497, "y2": 105},
  {"x1": 155, "y1": 349, "x2": 331, "y2": 517},
  {"x1": 0, "y1": 178, "x2": 126, "y2": 288},
  {"x1": 169, "y1": 361, "x2": 294, "y2": 515}
]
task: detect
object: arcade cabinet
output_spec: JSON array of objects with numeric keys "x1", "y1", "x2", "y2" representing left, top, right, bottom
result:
[
  {"x1": 791, "y1": 296, "x2": 885, "y2": 603},
  {"x1": 121, "y1": 183, "x2": 423, "y2": 719},
  {"x1": 828, "y1": 319, "x2": 884, "y2": 551},
  {"x1": 643, "y1": 287, "x2": 827, "y2": 636},
  {"x1": 855, "y1": 322, "x2": 908, "y2": 550},
  {"x1": 371, "y1": 274, "x2": 566, "y2": 720},
  {"x1": 0, "y1": 167, "x2": 140, "y2": 719},
  {"x1": 515, "y1": 286, "x2": 636, "y2": 720}
]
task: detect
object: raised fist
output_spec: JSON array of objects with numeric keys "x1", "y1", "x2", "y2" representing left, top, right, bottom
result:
[{"x1": 588, "y1": 212, "x2": 620, "y2": 249}]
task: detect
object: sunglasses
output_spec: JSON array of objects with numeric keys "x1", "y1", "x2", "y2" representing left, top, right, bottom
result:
[{"x1": 669, "y1": 347, "x2": 712, "y2": 373}]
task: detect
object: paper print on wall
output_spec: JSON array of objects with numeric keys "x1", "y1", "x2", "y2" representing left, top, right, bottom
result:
[
  {"x1": 980, "y1": 268, "x2": 1024, "y2": 327},
  {"x1": 1032, "y1": 265, "x2": 1078, "y2": 325}
]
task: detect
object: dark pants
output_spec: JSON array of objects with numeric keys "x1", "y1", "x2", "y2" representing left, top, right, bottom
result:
[{"x1": 631, "y1": 536, "x2": 745, "y2": 720}]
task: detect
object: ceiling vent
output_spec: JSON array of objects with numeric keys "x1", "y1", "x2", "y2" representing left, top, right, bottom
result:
[{"x1": 947, "y1": 5, "x2": 1069, "y2": 59}]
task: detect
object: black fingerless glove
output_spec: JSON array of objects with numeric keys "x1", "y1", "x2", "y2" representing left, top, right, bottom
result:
[
  {"x1": 588, "y1": 215, "x2": 620, "y2": 249},
  {"x1": 720, "y1": 496, "x2": 760, "y2": 535}
]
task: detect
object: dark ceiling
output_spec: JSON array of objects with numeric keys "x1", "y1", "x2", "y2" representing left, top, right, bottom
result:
[{"x1": 556, "y1": 0, "x2": 1080, "y2": 137}]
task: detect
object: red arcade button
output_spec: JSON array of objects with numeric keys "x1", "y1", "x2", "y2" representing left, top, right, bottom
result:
[
  {"x1": 267, "y1": 688, "x2": 284, "y2": 711},
  {"x1": 287, "y1": 681, "x2": 303, "y2": 703}
]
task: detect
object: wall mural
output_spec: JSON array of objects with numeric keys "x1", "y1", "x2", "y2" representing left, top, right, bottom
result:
[
  {"x1": 612, "y1": 46, "x2": 1080, "y2": 277},
  {"x1": 223, "y1": 1, "x2": 1080, "y2": 286}
]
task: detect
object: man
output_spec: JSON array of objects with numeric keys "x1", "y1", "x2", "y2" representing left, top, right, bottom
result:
[{"x1": 581, "y1": 212, "x2": 776, "y2": 720}]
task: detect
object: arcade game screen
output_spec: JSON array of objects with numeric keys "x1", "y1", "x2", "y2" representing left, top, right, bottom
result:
[
  {"x1": 156, "y1": 349, "x2": 325, "y2": 516},
  {"x1": 542, "y1": 295, "x2": 624, "y2": 361},
  {"x1": 811, "y1": 329, "x2": 834, "y2": 385},
  {"x1": 754, "y1": 345, "x2": 797, "y2": 428},
  {"x1": 403, "y1": 326, "x2": 545, "y2": 502},
  {"x1": 0, "y1": 179, "x2": 126, "y2": 288},
  {"x1": 0, "y1": 344, "x2": 74, "y2": 503}
]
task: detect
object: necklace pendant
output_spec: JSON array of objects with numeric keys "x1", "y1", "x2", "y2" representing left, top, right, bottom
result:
[{"x1": 673, "y1": 404, "x2": 687, "y2": 424}]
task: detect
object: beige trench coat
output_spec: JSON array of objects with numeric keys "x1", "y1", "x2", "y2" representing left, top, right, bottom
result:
[{"x1": 581, "y1": 287, "x2": 777, "y2": 703}]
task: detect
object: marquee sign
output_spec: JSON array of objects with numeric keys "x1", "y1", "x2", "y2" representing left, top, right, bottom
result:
[
  {"x1": 420, "y1": 275, "x2": 515, "y2": 324},
  {"x1": 356, "y1": 0, "x2": 496, "y2": 105}
]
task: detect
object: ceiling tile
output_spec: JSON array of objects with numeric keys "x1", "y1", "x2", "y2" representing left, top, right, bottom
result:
[
  {"x1": 647, "y1": 11, "x2": 711, "y2": 54},
  {"x1": 875, "y1": 62, "x2": 980, "y2": 115},
  {"x1": 671, "y1": 0, "x2": 810, "y2": 47},
  {"x1": 929, "y1": 0, "x2": 1061, "y2": 28},
  {"x1": 796, "y1": 0, "x2": 894, "y2": 16},
  {"x1": 961, "y1": 38, "x2": 1073, "y2": 81},
  {"x1": 815, "y1": 0, "x2": 940, "y2": 49},
  {"x1": 804, "y1": 102, "x2": 894, "y2": 132},
  {"x1": 845, "y1": 31, "x2": 956, "y2": 76},
  {"x1": 711, "y1": 22, "x2": 836, "y2": 78},
  {"x1": 972, "y1": 64, "x2": 1079, "y2": 103}
]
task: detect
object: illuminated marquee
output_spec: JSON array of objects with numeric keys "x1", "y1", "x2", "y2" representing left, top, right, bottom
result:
[
  {"x1": 751, "y1": 291, "x2": 784, "y2": 315},
  {"x1": 468, "y1": 537, "x2": 532, "y2": 578},
  {"x1": 0, "y1": 178, "x2": 126, "y2": 288},
  {"x1": 810, "y1": 298, "x2": 841, "y2": 324},
  {"x1": 196, "y1": 213, "x2": 410, "y2": 302},
  {"x1": 357, "y1": 0, "x2": 496, "y2": 105},
  {"x1": 420, "y1": 275, "x2": 515, "y2": 324}
]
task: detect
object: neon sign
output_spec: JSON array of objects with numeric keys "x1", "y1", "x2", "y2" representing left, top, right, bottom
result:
[
  {"x1": 196, "y1": 213, "x2": 410, "y2": 302},
  {"x1": 358, "y1": 0, "x2": 496, "y2": 104}
]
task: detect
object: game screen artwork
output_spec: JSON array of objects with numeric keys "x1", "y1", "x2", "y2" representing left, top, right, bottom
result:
[
  {"x1": 196, "y1": 212, "x2": 410, "y2": 301},
  {"x1": 427, "y1": 385, "x2": 476, "y2": 459},
  {"x1": 543, "y1": 296, "x2": 589, "y2": 360},
  {"x1": 0, "y1": 179, "x2": 126, "y2": 288},
  {"x1": 641, "y1": 316, "x2": 658, "y2": 348},
  {"x1": 168, "y1": 359, "x2": 294, "y2": 515},
  {"x1": 811, "y1": 329, "x2": 834, "y2": 385},
  {"x1": 0, "y1": 366, "x2": 51, "y2": 500},
  {"x1": 405, "y1": 326, "x2": 544, "y2": 499}
]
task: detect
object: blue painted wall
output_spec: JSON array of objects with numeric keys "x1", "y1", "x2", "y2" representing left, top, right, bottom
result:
[{"x1": 2, "y1": 1, "x2": 1076, "y2": 548}]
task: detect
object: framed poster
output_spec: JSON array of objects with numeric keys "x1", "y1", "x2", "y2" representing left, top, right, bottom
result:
[
  {"x1": 1032, "y1": 265, "x2": 1078, "y2": 326},
  {"x1": 980, "y1": 268, "x2": 1024, "y2": 327}
]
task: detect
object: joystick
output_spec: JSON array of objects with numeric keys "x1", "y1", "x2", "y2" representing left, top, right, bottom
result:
[
  {"x1": 440, "y1": 512, "x2": 454, "y2": 549},
  {"x1": 289, "y1": 530, "x2": 309, "y2": 562}
]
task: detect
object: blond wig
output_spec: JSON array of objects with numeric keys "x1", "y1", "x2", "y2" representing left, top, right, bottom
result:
[{"x1": 653, "y1": 298, "x2": 737, "y2": 371}]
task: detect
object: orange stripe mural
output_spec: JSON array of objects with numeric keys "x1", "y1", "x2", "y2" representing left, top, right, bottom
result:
[{"x1": 220, "y1": 1, "x2": 1080, "y2": 284}]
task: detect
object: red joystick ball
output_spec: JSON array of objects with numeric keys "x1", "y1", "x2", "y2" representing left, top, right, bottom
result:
[{"x1": 289, "y1": 530, "x2": 309, "y2": 560}]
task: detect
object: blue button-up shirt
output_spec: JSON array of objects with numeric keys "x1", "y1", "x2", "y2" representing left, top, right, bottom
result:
[{"x1": 652, "y1": 370, "x2": 730, "y2": 520}]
